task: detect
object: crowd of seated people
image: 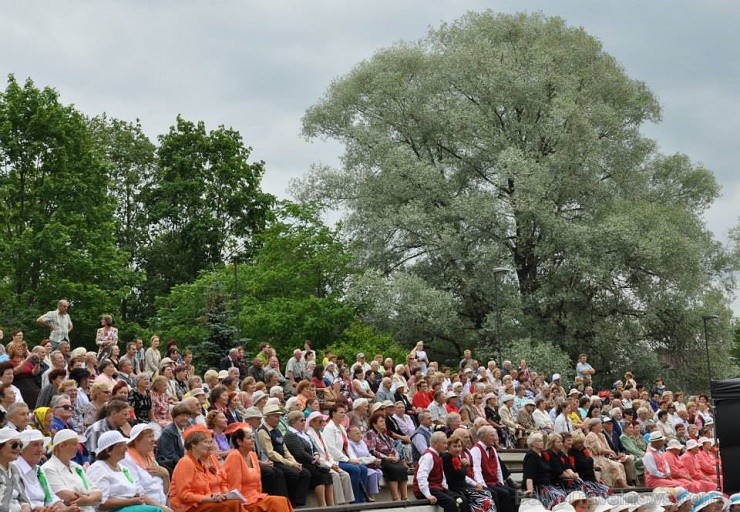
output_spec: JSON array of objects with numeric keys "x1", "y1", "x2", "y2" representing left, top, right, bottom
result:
[{"x1": 0, "y1": 300, "x2": 725, "y2": 511}]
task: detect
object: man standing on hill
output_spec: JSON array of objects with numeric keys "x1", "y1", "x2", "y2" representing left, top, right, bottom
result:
[
  {"x1": 575, "y1": 354, "x2": 595, "y2": 384},
  {"x1": 37, "y1": 299, "x2": 73, "y2": 350}
]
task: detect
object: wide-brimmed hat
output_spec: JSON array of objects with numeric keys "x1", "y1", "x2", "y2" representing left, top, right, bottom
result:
[
  {"x1": 728, "y1": 493, "x2": 740, "y2": 508},
  {"x1": 51, "y1": 429, "x2": 85, "y2": 449},
  {"x1": 666, "y1": 439, "x2": 683, "y2": 451},
  {"x1": 307, "y1": 411, "x2": 328, "y2": 424},
  {"x1": 96, "y1": 431, "x2": 128, "y2": 453},
  {"x1": 482, "y1": 393, "x2": 497, "y2": 404},
  {"x1": 520, "y1": 499, "x2": 548, "y2": 512},
  {"x1": 244, "y1": 407, "x2": 263, "y2": 419},
  {"x1": 183, "y1": 424, "x2": 212, "y2": 442},
  {"x1": 224, "y1": 422, "x2": 250, "y2": 436},
  {"x1": 159, "y1": 357, "x2": 174, "y2": 369},
  {"x1": 593, "y1": 498, "x2": 613, "y2": 512},
  {"x1": 251, "y1": 390, "x2": 268, "y2": 404},
  {"x1": 691, "y1": 492, "x2": 725, "y2": 512},
  {"x1": 553, "y1": 503, "x2": 577, "y2": 512},
  {"x1": 566, "y1": 491, "x2": 589, "y2": 504},
  {"x1": 675, "y1": 488, "x2": 693, "y2": 507},
  {"x1": 128, "y1": 423, "x2": 154, "y2": 444},
  {"x1": 20, "y1": 429, "x2": 50, "y2": 449},
  {"x1": 262, "y1": 403, "x2": 284, "y2": 416},
  {"x1": 446, "y1": 392, "x2": 459, "y2": 400},
  {"x1": 649, "y1": 431, "x2": 665, "y2": 442},
  {"x1": 0, "y1": 427, "x2": 23, "y2": 446},
  {"x1": 217, "y1": 370, "x2": 229, "y2": 379},
  {"x1": 685, "y1": 439, "x2": 700, "y2": 450},
  {"x1": 502, "y1": 394, "x2": 515, "y2": 403},
  {"x1": 370, "y1": 402, "x2": 385, "y2": 415},
  {"x1": 698, "y1": 436, "x2": 713, "y2": 445}
]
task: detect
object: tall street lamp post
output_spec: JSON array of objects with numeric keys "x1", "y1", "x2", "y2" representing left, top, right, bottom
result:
[{"x1": 492, "y1": 267, "x2": 510, "y2": 362}]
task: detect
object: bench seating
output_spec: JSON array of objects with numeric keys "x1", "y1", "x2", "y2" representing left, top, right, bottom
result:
[{"x1": 303, "y1": 449, "x2": 652, "y2": 507}]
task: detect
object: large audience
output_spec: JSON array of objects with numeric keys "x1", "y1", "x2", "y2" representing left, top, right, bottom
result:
[{"x1": 0, "y1": 299, "x2": 732, "y2": 512}]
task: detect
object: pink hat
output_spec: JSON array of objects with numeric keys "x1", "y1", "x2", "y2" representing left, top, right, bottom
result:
[{"x1": 307, "y1": 411, "x2": 328, "y2": 424}]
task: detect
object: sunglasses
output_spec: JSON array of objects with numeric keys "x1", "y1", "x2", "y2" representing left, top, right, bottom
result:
[
  {"x1": 2, "y1": 441, "x2": 21, "y2": 450},
  {"x1": 55, "y1": 405, "x2": 73, "y2": 411}
]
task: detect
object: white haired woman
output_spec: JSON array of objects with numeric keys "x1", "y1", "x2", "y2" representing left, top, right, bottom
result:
[{"x1": 522, "y1": 432, "x2": 567, "y2": 509}]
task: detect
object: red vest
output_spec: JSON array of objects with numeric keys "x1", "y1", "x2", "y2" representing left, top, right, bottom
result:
[
  {"x1": 474, "y1": 442, "x2": 500, "y2": 486},
  {"x1": 413, "y1": 448, "x2": 445, "y2": 498}
]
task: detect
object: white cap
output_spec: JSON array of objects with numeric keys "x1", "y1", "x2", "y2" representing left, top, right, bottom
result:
[
  {"x1": 51, "y1": 429, "x2": 85, "y2": 449},
  {"x1": 96, "y1": 430, "x2": 128, "y2": 453},
  {"x1": 552, "y1": 373, "x2": 561, "y2": 381},
  {"x1": 698, "y1": 436, "x2": 713, "y2": 445}
]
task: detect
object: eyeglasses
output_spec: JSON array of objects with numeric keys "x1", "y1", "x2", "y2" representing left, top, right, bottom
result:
[
  {"x1": 298, "y1": 419, "x2": 306, "y2": 422},
  {"x1": 55, "y1": 405, "x2": 73, "y2": 411}
]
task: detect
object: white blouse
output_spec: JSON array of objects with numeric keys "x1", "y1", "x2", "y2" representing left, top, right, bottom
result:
[{"x1": 87, "y1": 460, "x2": 142, "y2": 503}]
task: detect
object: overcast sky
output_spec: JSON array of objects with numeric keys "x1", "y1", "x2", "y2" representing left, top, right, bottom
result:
[{"x1": 2, "y1": 1, "x2": 738, "y2": 313}]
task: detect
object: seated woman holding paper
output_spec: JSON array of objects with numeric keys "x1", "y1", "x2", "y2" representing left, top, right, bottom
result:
[
  {"x1": 223, "y1": 425, "x2": 294, "y2": 512},
  {"x1": 169, "y1": 425, "x2": 246, "y2": 512}
]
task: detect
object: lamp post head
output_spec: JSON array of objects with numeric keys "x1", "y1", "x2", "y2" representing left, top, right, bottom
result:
[
  {"x1": 702, "y1": 315, "x2": 720, "y2": 321},
  {"x1": 492, "y1": 267, "x2": 510, "y2": 275}
]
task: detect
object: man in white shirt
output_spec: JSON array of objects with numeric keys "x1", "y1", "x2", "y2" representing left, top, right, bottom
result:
[
  {"x1": 414, "y1": 431, "x2": 463, "y2": 512},
  {"x1": 14, "y1": 430, "x2": 76, "y2": 511},
  {"x1": 285, "y1": 349, "x2": 305, "y2": 385},
  {"x1": 36, "y1": 299, "x2": 73, "y2": 351},
  {"x1": 41, "y1": 351, "x2": 67, "y2": 389},
  {"x1": 427, "y1": 390, "x2": 448, "y2": 426},
  {"x1": 470, "y1": 425, "x2": 515, "y2": 512}
]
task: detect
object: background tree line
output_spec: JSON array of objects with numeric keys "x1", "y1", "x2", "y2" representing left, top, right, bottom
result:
[{"x1": 1, "y1": 11, "x2": 739, "y2": 392}]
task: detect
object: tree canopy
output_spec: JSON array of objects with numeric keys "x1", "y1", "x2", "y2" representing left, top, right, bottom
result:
[
  {"x1": 0, "y1": 76, "x2": 135, "y2": 341},
  {"x1": 297, "y1": 11, "x2": 738, "y2": 389}
]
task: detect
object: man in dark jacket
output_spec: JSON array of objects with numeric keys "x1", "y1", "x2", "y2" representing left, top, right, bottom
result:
[{"x1": 156, "y1": 403, "x2": 190, "y2": 474}]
